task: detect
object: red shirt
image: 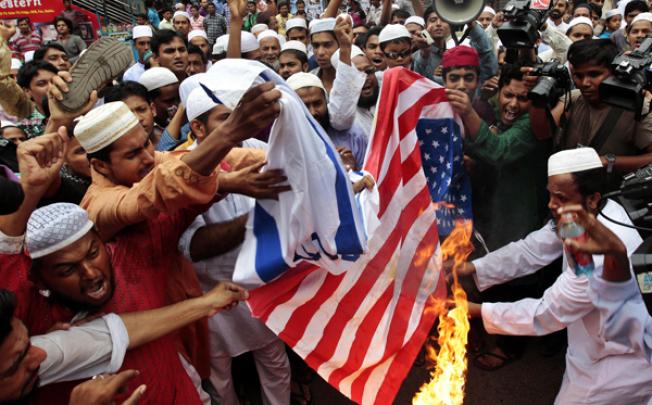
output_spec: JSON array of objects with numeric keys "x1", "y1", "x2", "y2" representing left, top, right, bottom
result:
[{"x1": 10, "y1": 31, "x2": 42, "y2": 56}]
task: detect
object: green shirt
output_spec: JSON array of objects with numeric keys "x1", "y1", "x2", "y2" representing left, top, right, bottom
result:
[{"x1": 465, "y1": 113, "x2": 551, "y2": 251}]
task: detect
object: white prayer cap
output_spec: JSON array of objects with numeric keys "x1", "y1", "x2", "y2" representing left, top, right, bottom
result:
[
  {"x1": 1, "y1": 120, "x2": 17, "y2": 128},
  {"x1": 281, "y1": 40, "x2": 307, "y2": 54},
  {"x1": 330, "y1": 45, "x2": 365, "y2": 68},
  {"x1": 286, "y1": 18, "x2": 308, "y2": 32},
  {"x1": 241, "y1": 31, "x2": 260, "y2": 53},
  {"x1": 138, "y1": 67, "x2": 179, "y2": 91},
  {"x1": 251, "y1": 23, "x2": 269, "y2": 36},
  {"x1": 179, "y1": 73, "x2": 208, "y2": 106},
  {"x1": 24, "y1": 50, "x2": 35, "y2": 63},
  {"x1": 379, "y1": 24, "x2": 411, "y2": 43},
  {"x1": 186, "y1": 86, "x2": 218, "y2": 121},
  {"x1": 567, "y1": 16, "x2": 593, "y2": 33},
  {"x1": 174, "y1": 3, "x2": 185, "y2": 10},
  {"x1": 204, "y1": 59, "x2": 269, "y2": 109},
  {"x1": 482, "y1": 6, "x2": 496, "y2": 15},
  {"x1": 404, "y1": 16, "x2": 425, "y2": 27},
  {"x1": 548, "y1": 148, "x2": 603, "y2": 177},
  {"x1": 212, "y1": 34, "x2": 229, "y2": 55},
  {"x1": 632, "y1": 12, "x2": 652, "y2": 25},
  {"x1": 188, "y1": 29, "x2": 208, "y2": 42},
  {"x1": 10, "y1": 58, "x2": 21, "y2": 70},
  {"x1": 132, "y1": 25, "x2": 153, "y2": 39},
  {"x1": 309, "y1": 17, "x2": 336, "y2": 34},
  {"x1": 258, "y1": 29, "x2": 280, "y2": 42},
  {"x1": 26, "y1": 203, "x2": 95, "y2": 259},
  {"x1": 605, "y1": 9, "x2": 622, "y2": 19},
  {"x1": 74, "y1": 102, "x2": 139, "y2": 154},
  {"x1": 173, "y1": 10, "x2": 190, "y2": 21},
  {"x1": 287, "y1": 72, "x2": 326, "y2": 93}
]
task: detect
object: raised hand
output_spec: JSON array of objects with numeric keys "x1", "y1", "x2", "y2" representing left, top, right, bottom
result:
[
  {"x1": 228, "y1": 0, "x2": 248, "y2": 21},
  {"x1": 48, "y1": 71, "x2": 98, "y2": 127},
  {"x1": 219, "y1": 160, "x2": 292, "y2": 199},
  {"x1": 17, "y1": 127, "x2": 69, "y2": 195},
  {"x1": 220, "y1": 82, "x2": 282, "y2": 144}
]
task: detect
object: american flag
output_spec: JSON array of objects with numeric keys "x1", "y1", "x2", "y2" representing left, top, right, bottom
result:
[
  {"x1": 246, "y1": 68, "x2": 456, "y2": 405},
  {"x1": 416, "y1": 118, "x2": 472, "y2": 236}
]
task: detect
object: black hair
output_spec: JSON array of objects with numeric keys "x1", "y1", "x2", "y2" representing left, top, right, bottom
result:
[
  {"x1": 33, "y1": 42, "x2": 67, "y2": 62},
  {"x1": 588, "y1": 3, "x2": 602, "y2": 19},
  {"x1": 188, "y1": 44, "x2": 208, "y2": 64},
  {"x1": 571, "y1": 167, "x2": 606, "y2": 197},
  {"x1": 17, "y1": 60, "x2": 58, "y2": 88},
  {"x1": 0, "y1": 289, "x2": 16, "y2": 347},
  {"x1": 189, "y1": 3, "x2": 198, "y2": 10},
  {"x1": 379, "y1": 37, "x2": 411, "y2": 52},
  {"x1": 278, "y1": 1, "x2": 289, "y2": 9},
  {"x1": 257, "y1": 11, "x2": 273, "y2": 24},
  {"x1": 625, "y1": 0, "x2": 649, "y2": 16},
  {"x1": 567, "y1": 39, "x2": 618, "y2": 70},
  {"x1": 145, "y1": 0, "x2": 155, "y2": 8},
  {"x1": 573, "y1": 2, "x2": 591, "y2": 13},
  {"x1": 423, "y1": 5, "x2": 436, "y2": 21},
  {"x1": 87, "y1": 145, "x2": 113, "y2": 163},
  {"x1": 17, "y1": 17, "x2": 30, "y2": 25},
  {"x1": 353, "y1": 22, "x2": 369, "y2": 29},
  {"x1": 162, "y1": 7, "x2": 173, "y2": 13},
  {"x1": 54, "y1": 16, "x2": 74, "y2": 32},
  {"x1": 391, "y1": 9, "x2": 410, "y2": 21},
  {"x1": 280, "y1": 48, "x2": 308, "y2": 65},
  {"x1": 136, "y1": 12, "x2": 149, "y2": 20},
  {"x1": 498, "y1": 64, "x2": 524, "y2": 89},
  {"x1": 151, "y1": 29, "x2": 186, "y2": 55},
  {"x1": 296, "y1": 0, "x2": 305, "y2": 5},
  {"x1": 442, "y1": 65, "x2": 480, "y2": 79},
  {"x1": 104, "y1": 80, "x2": 152, "y2": 103},
  {"x1": 362, "y1": 26, "x2": 383, "y2": 49}
]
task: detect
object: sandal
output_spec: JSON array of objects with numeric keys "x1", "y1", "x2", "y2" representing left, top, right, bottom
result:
[{"x1": 473, "y1": 348, "x2": 519, "y2": 371}]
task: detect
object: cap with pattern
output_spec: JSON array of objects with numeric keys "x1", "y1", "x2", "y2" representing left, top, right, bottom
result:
[
  {"x1": 74, "y1": 102, "x2": 140, "y2": 153},
  {"x1": 309, "y1": 18, "x2": 336, "y2": 34},
  {"x1": 404, "y1": 16, "x2": 425, "y2": 27},
  {"x1": 26, "y1": 203, "x2": 95, "y2": 259},
  {"x1": 287, "y1": 72, "x2": 326, "y2": 93},
  {"x1": 282, "y1": 40, "x2": 307, "y2": 54}
]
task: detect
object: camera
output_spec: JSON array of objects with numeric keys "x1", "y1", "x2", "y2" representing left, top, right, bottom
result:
[
  {"x1": 599, "y1": 36, "x2": 652, "y2": 119},
  {"x1": 497, "y1": 0, "x2": 549, "y2": 49},
  {"x1": 527, "y1": 60, "x2": 572, "y2": 108}
]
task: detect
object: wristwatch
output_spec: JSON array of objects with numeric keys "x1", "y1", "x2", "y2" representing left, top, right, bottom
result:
[{"x1": 605, "y1": 153, "x2": 616, "y2": 174}]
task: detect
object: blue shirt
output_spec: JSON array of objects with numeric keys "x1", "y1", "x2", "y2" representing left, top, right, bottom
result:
[
  {"x1": 328, "y1": 123, "x2": 368, "y2": 169},
  {"x1": 147, "y1": 8, "x2": 161, "y2": 28}
]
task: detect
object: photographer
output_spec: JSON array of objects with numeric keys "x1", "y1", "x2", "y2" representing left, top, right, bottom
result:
[{"x1": 550, "y1": 39, "x2": 652, "y2": 186}]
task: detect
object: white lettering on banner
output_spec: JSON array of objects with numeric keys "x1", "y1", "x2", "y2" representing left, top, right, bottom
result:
[{"x1": 0, "y1": 0, "x2": 42, "y2": 9}]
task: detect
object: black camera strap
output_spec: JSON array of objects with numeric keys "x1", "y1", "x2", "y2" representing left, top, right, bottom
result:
[{"x1": 589, "y1": 107, "x2": 624, "y2": 153}]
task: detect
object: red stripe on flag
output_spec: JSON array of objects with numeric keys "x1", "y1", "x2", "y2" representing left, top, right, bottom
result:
[{"x1": 376, "y1": 146, "x2": 402, "y2": 219}]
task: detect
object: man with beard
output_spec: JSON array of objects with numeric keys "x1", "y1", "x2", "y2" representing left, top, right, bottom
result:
[
  {"x1": 451, "y1": 148, "x2": 652, "y2": 404},
  {"x1": 188, "y1": 30, "x2": 212, "y2": 61},
  {"x1": 547, "y1": 0, "x2": 570, "y2": 32},
  {"x1": 350, "y1": 52, "x2": 378, "y2": 136},
  {"x1": 288, "y1": 72, "x2": 367, "y2": 168},
  {"x1": 0, "y1": 129, "x2": 251, "y2": 404},
  {"x1": 257, "y1": 29, "x2": 281, "y2": 69},
  {"x1": 151, "y1": 29, "x2": 189, "y2": 81},
  {"x1": 173, "y1": 11, "x2": 192, "y2": 37}
]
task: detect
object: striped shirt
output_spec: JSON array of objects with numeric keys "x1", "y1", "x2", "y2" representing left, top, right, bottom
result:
[{"x1": 10, "y1": 31, "x2": 42, "y2": 56}]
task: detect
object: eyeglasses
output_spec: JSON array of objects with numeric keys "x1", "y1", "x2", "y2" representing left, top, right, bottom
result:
[{"x1": 383, "y1": 49, "x2": 412, "y2": 60}]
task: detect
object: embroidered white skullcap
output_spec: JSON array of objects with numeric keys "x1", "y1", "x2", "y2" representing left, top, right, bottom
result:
[
  {"x1": 74, "y1": 102, "x2": 140, "y2": 154},
  {"x1": 379, "y1": 24, "x2": 411, "y2": 43},
  {"x1": 258, "y1": 29, "x2": 280, "y2": 42},
  {"x1": 287, "y1": 72, "x2": 326, "y2": 93},
  {"x1": 24, "y1": 50, "x2": 35, "y2": 63},
  {"x1": 548, "y1": 148, "x2": 603, "y2": 177},
  {"x1": 482, "y1": 6, "x2": 496, "y2": 15},
  {"x1": 26, "y1": 203, "x2": 95, "y2": 259},
  {"x1": 404, "y1": 16, "x2": 425, "y2": 27},
  {"x1": 173, "y1": 10, "x2": 190, "y2": 21},
  {"x1": 251, "y1": 23, "x2": 269, "y2": 36},
  {"x1": 330, "y1": 45, "x2": 365, "y2": 68},
  {"x1": 212, "y1": 34, "x2": 229, "y2": 55},
  {"x1": 10, "y1": 58, "x2": 21, "y2": 70},
  {"x1": 632, "y1": 12, "x2": 652, "y2": 25},
  {"x1": 566, "y1": 16, "x2": 593, "y2": 33},
  {"x1": 286, "y1": 17, "x2": 308, "y2": 32},
  {"x1": 309, "y1": 17, "x2": 336, "y2": 34},
  {"x1": 179, "y1": 73, "x2": 208, "y2": 106},
  {"x1": 132, "y1": 25, "x2": 153, "y2": 39},
  {"x1": 186, "y1": 86, "x2": 218, "y2": 121},
  {"x1": 138, "y1": 67, "x2": 179, "y2": 91},
  {"x1": 281, "y1": 40, "x2": 307, "y2": 54},
  {"x1": 605, "y1": 9, "x2": 622, "y2": 19},
  {"x1": 241, "y1": 31, "x2": 260, "y2": 53},
  {"x1": 188, "y1": 29, "x2": 208, "y2": 42}
]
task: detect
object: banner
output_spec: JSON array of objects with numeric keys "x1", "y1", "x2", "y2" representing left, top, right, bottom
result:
[{"x1": 0, "y1": 0, "x2": 64, "y2": 23}]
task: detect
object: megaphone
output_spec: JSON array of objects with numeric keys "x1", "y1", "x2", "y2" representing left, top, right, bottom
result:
[{"x1": 433, "y1": 0, "x2": 485, "y2": 26}]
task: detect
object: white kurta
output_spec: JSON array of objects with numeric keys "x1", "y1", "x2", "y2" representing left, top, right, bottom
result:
[
  {"x1": 474, "y1": 200, "x2": 652, "y2": 404},
  {"x1": 122, "y1": 61, "x2": 145, "y2": 83}
]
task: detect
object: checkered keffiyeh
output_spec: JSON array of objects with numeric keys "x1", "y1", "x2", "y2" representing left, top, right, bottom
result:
[{"x1": 26, "y1": 203, "x2": 94, "y2": 259}]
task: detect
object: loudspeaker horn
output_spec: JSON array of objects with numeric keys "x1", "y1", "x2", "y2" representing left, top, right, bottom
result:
[{"x1": 433, "y1": 0, "x2": 486, "y2": 25}]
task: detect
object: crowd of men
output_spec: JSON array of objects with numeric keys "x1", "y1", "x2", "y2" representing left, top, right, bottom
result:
[{"x1": 1, "y1": 0, "x2": 652, "y2": 403}]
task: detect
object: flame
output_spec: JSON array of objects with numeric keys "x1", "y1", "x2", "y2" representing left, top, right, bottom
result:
[{"x1": 413, "y1": 220, "x2": 474, "y2": 405}]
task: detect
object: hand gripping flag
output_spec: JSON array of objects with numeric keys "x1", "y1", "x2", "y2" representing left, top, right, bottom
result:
[{"x1": 245, "y1": 67, "x2": 464, "y2": 405}]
